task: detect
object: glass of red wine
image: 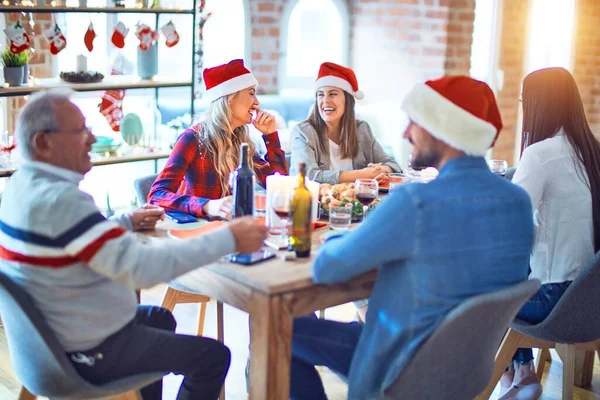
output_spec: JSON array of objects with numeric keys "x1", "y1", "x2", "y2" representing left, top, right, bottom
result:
[
  {"x1": 354, "y1": 179, "x2": 378, "y2": 221},
  {"x1": 271, "y1": 188, "x2": 292, "y2": 246}
]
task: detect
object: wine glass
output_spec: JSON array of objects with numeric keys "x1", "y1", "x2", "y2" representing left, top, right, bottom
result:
[
  {"x1": 488, "y1": 160, "x2": 508, "y2": 177},
  {"x1": 354, "y1": 179, "x2": 378, "y2": 221},
  {"x1": 271, "y1": 188, "x2": 292, "y2": 247}
]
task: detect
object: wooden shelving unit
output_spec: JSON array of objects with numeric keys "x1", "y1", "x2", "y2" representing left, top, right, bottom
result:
[
  {"x1": 0, "y1": 5, "x2": 193, "y2": 14},
  {"x1": 0, "y1": 75, "x2": 193, "y2": 97}
]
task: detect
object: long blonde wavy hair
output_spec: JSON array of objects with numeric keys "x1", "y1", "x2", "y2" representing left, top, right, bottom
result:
[{"x1": 201, "y1": 92, "x2": 258, "y2": 195}]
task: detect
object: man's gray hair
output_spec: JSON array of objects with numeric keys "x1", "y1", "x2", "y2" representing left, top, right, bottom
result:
[{"x1": 15, "y1": 88, "x2": 74, "y2": 160}]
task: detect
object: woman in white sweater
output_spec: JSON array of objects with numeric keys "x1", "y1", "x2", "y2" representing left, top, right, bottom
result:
[{"x1": 499, "y1": 68, "x2": 600, "y2": 399}]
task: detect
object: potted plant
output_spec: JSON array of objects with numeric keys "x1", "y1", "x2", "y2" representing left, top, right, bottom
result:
[{"x1": 1, "y1": 49, "x2": 27, "y2": 86}]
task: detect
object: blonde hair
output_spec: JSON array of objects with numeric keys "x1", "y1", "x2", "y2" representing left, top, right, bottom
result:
[{"x1": 202, "y1": 92, "x2": 257, "y2": 195}]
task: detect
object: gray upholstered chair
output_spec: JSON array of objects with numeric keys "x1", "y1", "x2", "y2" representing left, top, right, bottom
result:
[
  {"x1": 504, "y1": 167, "x2": 516, "y2": 181},
  {"x1": 477, "y1": 251, "x2": 600, "y2": 399},
  {"x1": 0, "y1": 271, "x2": 162, "y2": 400},
  {"x1": 133, "y1": 173, "x2": 158, "y2": 205},
  {"x1": 381, "y1": 279, "x2": 540, "y2": 400}
]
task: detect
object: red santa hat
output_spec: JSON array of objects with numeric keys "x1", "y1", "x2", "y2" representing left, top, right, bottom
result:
[
  {"x1": 401, "y1": 76, "x2": 502, "y2": 156},
  {"x1": 315, "y1": 62, "x2": 364, "y2": 100},
  {"x1": 203, "y1": 59, "x2": 258, "y2": 103}
]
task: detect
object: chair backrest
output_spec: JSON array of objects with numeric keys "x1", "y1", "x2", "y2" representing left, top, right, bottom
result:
[
  {"x1": 511, "y1": 250, "x2": 600, "y2": 343},
  {"x1": 505, "y1": 167, "x2": 516, "y2": 181},
  {"x1": 133, "y1": 173, "x2": 158, "y2": 205},
  {"x1": 0, "y1": 271, "x2": 93, "y2": 397},
  {"x1": 381, "y1": 279, "x2": 540, "y2": 400}
]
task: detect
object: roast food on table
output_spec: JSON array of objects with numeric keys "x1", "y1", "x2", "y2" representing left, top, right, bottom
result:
[{"x1": 318, "y1": 183, "x2": 379, "y2": 219}]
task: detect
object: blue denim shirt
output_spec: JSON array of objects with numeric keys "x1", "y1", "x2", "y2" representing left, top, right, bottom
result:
[{"x1": 313, "y1": 156, "x2": 535, "y2": 399}]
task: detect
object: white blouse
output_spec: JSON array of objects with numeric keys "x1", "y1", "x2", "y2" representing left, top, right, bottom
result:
[
  {"x1": 513, "y1": 130, "x2": 595, "y2": 284},
  {"x1": 328, "y1": 139, "x2": 354, "y2": 172}
]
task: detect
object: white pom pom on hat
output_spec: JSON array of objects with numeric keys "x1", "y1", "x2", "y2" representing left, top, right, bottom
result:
[{"x1": 315, "y1": 62, "x2": 364, "y2": 100}]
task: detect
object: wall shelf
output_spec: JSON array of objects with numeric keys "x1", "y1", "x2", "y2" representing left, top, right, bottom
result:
[
  {"x1": 0, "y1": 5, "x2": 193, "y2": 14},
  {"x1": 0, "y1": 75, "x2": 193, "y2": 97}
]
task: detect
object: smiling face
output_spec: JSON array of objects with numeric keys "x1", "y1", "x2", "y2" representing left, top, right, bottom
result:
[
  {"x1": 229, "y1": 86, "x2": 259, "y2": 129},
  {"x1": 33, "y1": 100, "x2": 96, "y2": 174},
  {"x1": 316, "y1": 86, "x2": 346, "y2": 126},
  {"x1": 403, "y1": 121, "x2": 442, "y2": 170}
]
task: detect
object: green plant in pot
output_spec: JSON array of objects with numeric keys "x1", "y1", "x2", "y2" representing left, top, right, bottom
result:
[{"x1": 1, "y1": 49, "x2": 28, "y2": 87}]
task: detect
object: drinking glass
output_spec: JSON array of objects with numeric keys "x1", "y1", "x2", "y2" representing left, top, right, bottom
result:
[
  {"x1": 271, "y1": 188, "x2": 292, "y2": 246},
  {"x1": 488, "y1": 159, "x2": 508, "y2": 177},
  {"x1": 354, "y1": 179, "x2": 378, "y2": 221},
  {"x1": 254, "y1": 190, "x2": 267, "y2": 217},
  {"x1": 329, "y1": 204, "x2": 352, "y2": 231}
]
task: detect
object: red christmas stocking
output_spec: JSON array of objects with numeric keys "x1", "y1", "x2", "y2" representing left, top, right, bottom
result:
[
  {"x1": 160, "y1": 21, "x2": 179, "y2": 48},
  {"x1": 44, "y1": 24, "x2": 67, "y2": 55},
  {"x1": 84, "y1": 22, "x2": 96, "y2": 52},
  {"x1": 3, "y1": 21, "x2": 31, "y2": 54},
  {"x1": 111, "y1": 21, "x2": 129, "y2": 49},
  {"x1": 135, "y1": 24, "x2": 159, "y2": 51},
  {"x1": 99, "y1": 89, "x2": 125, "y2": 131}
]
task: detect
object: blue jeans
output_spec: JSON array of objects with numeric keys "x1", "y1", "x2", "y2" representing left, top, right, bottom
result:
[
  {"x1": 513, "y1": 281, "x2": 571, "y2": 364},
  {"x1": 68, "y1": 306, "x2": 230, "y2": 400},
  {"x1": 290, "y1": 315, "x2": 363, "y2": 400}
]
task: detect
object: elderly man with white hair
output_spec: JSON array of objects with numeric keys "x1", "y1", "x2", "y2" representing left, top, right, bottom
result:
[{"x1": 0, "y1": 89, "x2": 268, "y2": 400}]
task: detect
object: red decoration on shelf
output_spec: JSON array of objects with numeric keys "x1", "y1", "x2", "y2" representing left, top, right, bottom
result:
[
  {"x1": 135, "y1": 24, "x2": 159, "y2": 51},
  {"x1": 3, "y1": 21, "x2": 31, "y2": 54},
  {"x1": 111, "y1": 21, "x2": 129, "y2": 49},
  {"x1": 84, "y1": 22, "x2": 96, "y2": 52},
  {"x1": 160, "y1": 21, "x2": 179, "y2": 48},
  {"x1": 44, "y1": 23, "x2": 67, "y2": 55}
]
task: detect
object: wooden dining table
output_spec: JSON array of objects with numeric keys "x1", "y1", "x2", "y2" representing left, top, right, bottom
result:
[{"x1": 143, "y1": 220, "x2": 377, "y2": 400}]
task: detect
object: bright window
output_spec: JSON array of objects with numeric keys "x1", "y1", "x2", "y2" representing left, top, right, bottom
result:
[
  {"x1": 526, "y1": 0, "x2": 575, "y2": 73},
  {"x1": 280, "y1": 0, "x2": 349, "y2": 93},
  {"x1": 470, "y1": 0, "x2": 499, "y2": 89},
  {"x1": 202, "y1": 0, "x2": 246, "y2": 69}
]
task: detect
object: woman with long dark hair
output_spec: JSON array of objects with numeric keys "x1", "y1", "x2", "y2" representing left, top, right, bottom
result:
[
  {"x1": 290, "y1": 62, "x2": 400, "y2": 184},
  {"x1": 499, "y1": 67, "x2": 600, "y2": 399}
]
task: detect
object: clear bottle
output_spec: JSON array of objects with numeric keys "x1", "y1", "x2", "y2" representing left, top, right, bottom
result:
[
  {"x1": 290, "y1": 162, "x2": 312, "y2": 258},
  {"x1": 232, "y1": 143, "x2": 254, "y2": 218}
]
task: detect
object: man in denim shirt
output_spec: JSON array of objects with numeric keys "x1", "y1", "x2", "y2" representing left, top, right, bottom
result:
[{"x1": 289, "y1": 76, "x2": 535, "y2": 400}]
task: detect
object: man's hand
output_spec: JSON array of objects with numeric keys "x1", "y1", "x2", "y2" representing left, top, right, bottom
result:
[
  {"x1": 228, "y1": 217, "x2": 269, "y2": 253},
  {"x1": 130, "y1": 204, "x2": 165, "y2": 231},
  {"x1": 202, "y1": 197, "x2": 233, "y2": 220}
]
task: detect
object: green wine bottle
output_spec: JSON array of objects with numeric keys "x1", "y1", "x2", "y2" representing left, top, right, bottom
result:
[{"x1": 290, "y1": 162, "x2": 312, "y2": 258}]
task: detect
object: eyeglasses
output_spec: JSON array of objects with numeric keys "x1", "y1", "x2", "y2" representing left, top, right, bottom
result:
[{"x1": 43, "y1": 126, "x2": 92, "y2": 136}]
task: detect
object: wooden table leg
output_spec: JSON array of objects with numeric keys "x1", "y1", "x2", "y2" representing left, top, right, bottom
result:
[
  {"x1": 248, "y1": 293, "x2": 293, "y2": 400},
  {"x1": 574, "y1": 350, "x2": 595, "y2": 387}
]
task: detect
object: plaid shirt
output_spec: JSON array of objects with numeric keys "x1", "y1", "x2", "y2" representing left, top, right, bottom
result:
[{"x1": 148, "y1": 123, "x2": 288, "y2": 217}]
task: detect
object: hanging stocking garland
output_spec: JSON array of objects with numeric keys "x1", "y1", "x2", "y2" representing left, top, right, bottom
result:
[
  {"x1": 3, "y1": 20, "x2": 31, "y2": 54},
  {"x1": 160, "y1": 21, "x2": 179, "y2": 48},
  {"x1": 44, "y1": 22, "x2": 67, "y2": 55},
  {"x1": 135, "y1": 24, "x2": 159, "y2": 51},
  {"x1": 111, "y1": 21, "x2": 129, "y2": 49},
  {"x1": 84, "y1": 22, "x2": 96, "y2": 52}
]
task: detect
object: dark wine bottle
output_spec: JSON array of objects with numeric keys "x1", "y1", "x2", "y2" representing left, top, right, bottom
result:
[
  {"x1": 290, "y1": 162, "x2": 312, "y2": 257},
  {"x1": 232, "y1": 143, "x2": 254, "y2": 218}
]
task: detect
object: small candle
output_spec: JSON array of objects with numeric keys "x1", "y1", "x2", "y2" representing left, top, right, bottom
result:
[{"x1": 76, "y1": 54, "x2": 87, "y2": 73}]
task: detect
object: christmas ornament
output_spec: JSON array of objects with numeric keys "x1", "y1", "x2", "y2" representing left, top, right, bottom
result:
[
  {"x1": 160, "y1": 21, "x2": 179, "y2": 48},
  {"x1": 44, "y1": 23, "x2": 67, "y2": 55},
  {"x1": 84, "y1": 22, "x2": 96, "y2": 52},
  {"x1": 111, "y1": 21, "x2": 129, "y2": 49},
  {"x1": 99, "y1": 88, "x2": 125, "y2": 131},
  {"x1": 3, "y1": 21, "x2": 31, "y2": 54},
  {"x1": 135, "y1": 24, "x2": 159, "y2": 51}
]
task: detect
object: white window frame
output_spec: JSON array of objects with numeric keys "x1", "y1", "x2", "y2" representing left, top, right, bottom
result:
[{"x1": 278, "y1": 0, "x2": 350, "y2": 94}]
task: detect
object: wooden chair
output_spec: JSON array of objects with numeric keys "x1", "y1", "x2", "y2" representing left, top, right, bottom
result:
[
  {"x1": 0, "y1": 271, "x2": 163, "y2": 400},
  {"x1": 134, "y1": 174, "x2": 226, "y2": 399},
  {"x1": 477, "y1": 251, "x2": 600, "y2": 399},
  {"x1": 380, "y1": 279, "x2": 540, "y2": 400}
]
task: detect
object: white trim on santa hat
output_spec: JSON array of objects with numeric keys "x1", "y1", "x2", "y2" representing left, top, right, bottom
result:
[
  {"x1": 315, "y1": 76, "x2": 364, "y2": 100},
  {"x1": 401, "y1": 83, "x2": 497, "y2": 156},
  {"x1": 204, "y1": 73, "x2": 259, "y2": 103}
]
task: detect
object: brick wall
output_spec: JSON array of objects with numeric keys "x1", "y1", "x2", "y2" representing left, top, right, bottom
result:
[
  {"x1": 491, "y1": 0, "x2": 529, "y2": 165},
  {"x1": 572, "y1": 0, "x2": 600, "y2": 135}
]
